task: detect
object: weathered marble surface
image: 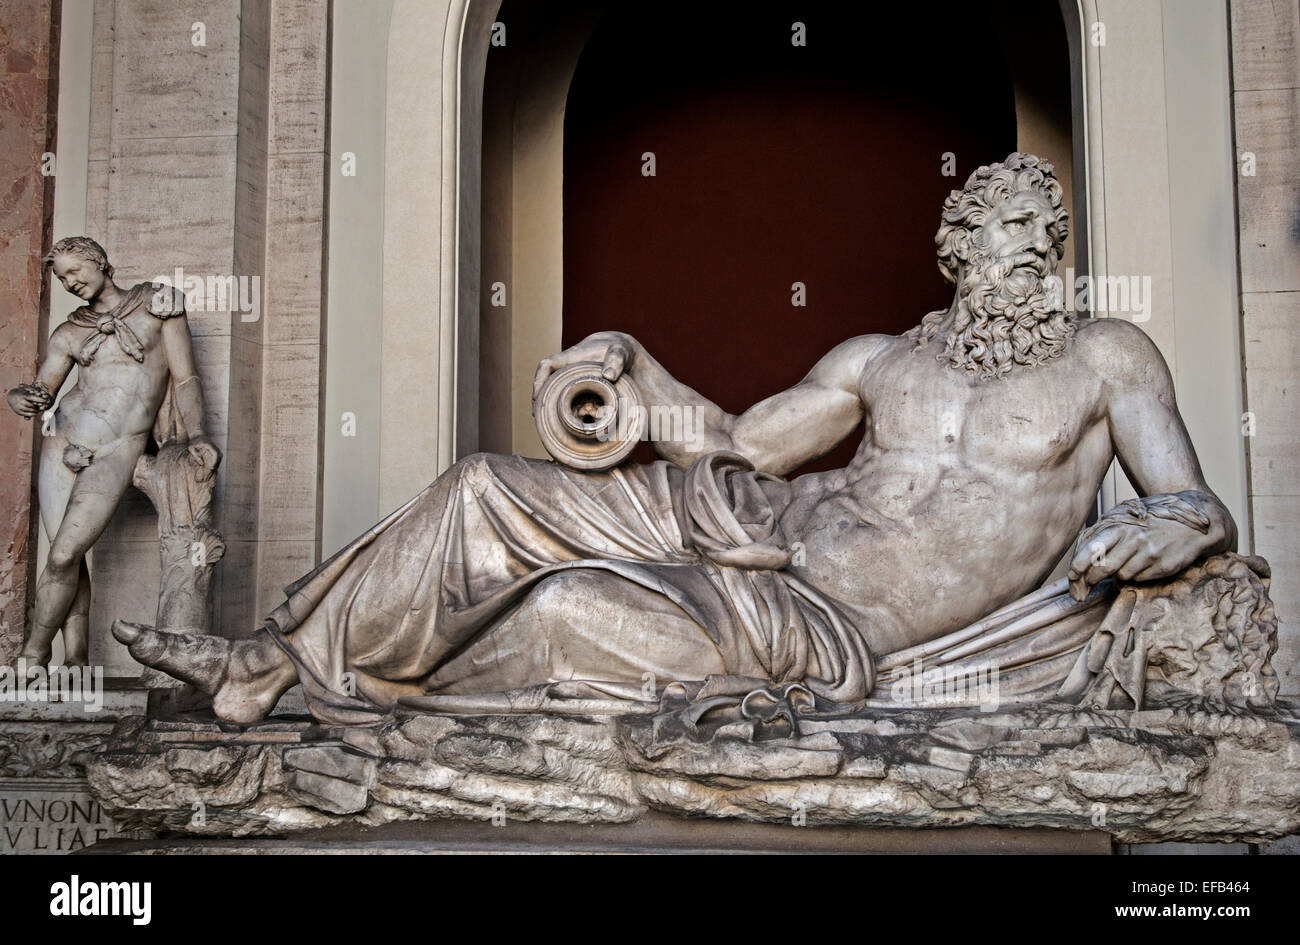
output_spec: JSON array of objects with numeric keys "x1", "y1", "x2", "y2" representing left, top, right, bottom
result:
[
  {"x1": 87, "y1": 699, "x2": 1300, "y2": 844},
  {"x1": 92, "y1": 152, "x2": 1295, "y2": 844},
  {"x1": 118, "y1": 155, "x2": 1265, "y2": 736},
  {"x1": 133, "y1": 441, "x2": 225, "y2": 632}
]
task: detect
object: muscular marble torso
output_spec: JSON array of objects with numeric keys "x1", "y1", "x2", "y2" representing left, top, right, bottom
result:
[
  {"x1": 780, "y1": 330, "x2": 1115, "y2": 651},
  {"x1": 536, "y1": 311, "x2": 1231, "y2": 662}
]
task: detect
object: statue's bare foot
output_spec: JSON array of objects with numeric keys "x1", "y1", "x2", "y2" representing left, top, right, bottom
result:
[
  {"x1": 18, "y1": 641, "x2": 53, "y2": 666},
  {"x1": 112, "y1": 621, "x2": 294, "y2": 724},
  {"x1": 113, "y1": 620, "x2": 228, "y2": 691}
]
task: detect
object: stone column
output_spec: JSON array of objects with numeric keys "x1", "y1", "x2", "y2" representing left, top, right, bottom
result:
[
  {"x1": 247, "y1": 0, "x2": 331, "y2": 622},
  {"x1": 0, "y1": 2, "x2": 59, "y2": 665},
  {"x1": 1231, "y1": 0, "x2": 1300, "y2": 695}
]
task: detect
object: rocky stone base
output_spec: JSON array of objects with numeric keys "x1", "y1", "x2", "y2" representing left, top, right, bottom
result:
[{"x1": 86, "y1": 700, "x2": 1300, "y2": 844}]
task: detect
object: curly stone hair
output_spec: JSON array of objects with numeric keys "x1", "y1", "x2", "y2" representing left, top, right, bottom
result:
[
  {"x1": 43, "y1": 236, "x2": 115, "y2": 279},
  {"x1": 934, "y1": 153, "x2": 1069, "y2": 285}
]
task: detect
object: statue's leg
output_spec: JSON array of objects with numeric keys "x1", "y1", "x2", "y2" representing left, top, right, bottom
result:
[
  {"x1": 27, "y1": 434, "x2": 76, "y2": 664},
  {"x1": 429, "y1": 570, "x2": 728, "y2": 693},
  {"x1": 118, "y1": 570, "x2": 722, "y2": 720},
  {"x1": 212, "y1": 632, "x2": 298, "y2": 722},
  {"x1": 26, "y1": 436, "x2": 142, "y2": 663},
  {"x1": 60, "y1": 561, "x2": 91, "y2": 666},
  {"x1": 120, "y1": 454, "x2": 708, "y2": 721}
]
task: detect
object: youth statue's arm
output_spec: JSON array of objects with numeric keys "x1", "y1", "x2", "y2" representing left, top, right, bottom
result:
[
  {"x1": 6, "y1": 328, "x2": 75, "y2": 419},
  {"x1": 159, "y1": 297, "x2": 220, "y2": 474}
]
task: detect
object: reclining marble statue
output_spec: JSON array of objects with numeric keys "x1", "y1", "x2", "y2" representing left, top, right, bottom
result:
[
  {"x1": 6, "y1": 237, "x2": 222, "y2": 667},
  {"x1": 112, "y1": 152, "x2": 1278, "y2": 728}
]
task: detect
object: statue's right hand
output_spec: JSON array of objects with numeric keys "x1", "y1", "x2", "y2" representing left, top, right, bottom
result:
[
  {"x1": 532, "y1": 331, "x2": 638, "y2": 404},
  {"x1": 7, "y1": 385, "x2": 50, "y2": 419}
]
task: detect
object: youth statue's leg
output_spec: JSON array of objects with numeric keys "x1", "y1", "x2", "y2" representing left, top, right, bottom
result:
[
  {"x1": 25, "y1": 435, "x2": 77, "y2": 663},
  {"x1": 60, "y1": 561, "x2": 91, "y2": 666},
  {"x1": 26, "y1": 436, "x2": 142, "y2": 663}
]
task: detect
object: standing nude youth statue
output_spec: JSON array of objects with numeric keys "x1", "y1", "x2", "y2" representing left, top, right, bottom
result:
[
  {"x1": 116, "y1": 154, "x2": 1268, "y2": 724},
  {"x1": 7, "y1": 237, "x2": 220, "y2": 666}
]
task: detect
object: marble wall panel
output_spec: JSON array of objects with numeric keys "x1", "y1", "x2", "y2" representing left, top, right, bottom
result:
[{"x1": 0, "y1": 0, "x2": 57, "y2": 662}]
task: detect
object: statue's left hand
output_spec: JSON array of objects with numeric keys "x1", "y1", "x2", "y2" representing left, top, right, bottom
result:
[
  {"x1": 533, "y1": 331, "x2": 640, "y2": 404},
  {"x1": 186, "y1": 438, "x2": 222, "y2": 481},
  {"x1": 1066, "y1": 518, "x2": 1207, "y2": 599}
]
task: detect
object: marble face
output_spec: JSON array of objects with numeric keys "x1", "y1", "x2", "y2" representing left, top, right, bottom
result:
[
  {"x1": 49, "y1": 254, "x2": 110, "y2": 306},
  {"x1": 974, "y1": 190, "x2": 1058, "y2": 277}
]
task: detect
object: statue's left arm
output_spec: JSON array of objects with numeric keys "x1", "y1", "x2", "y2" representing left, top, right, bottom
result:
[
  {"x1": 1067, "y1": 319, "x2": 1236, "y2": 595},
  {"x1": 156, "y1": 288, "x2": 220, "y2": 472}
]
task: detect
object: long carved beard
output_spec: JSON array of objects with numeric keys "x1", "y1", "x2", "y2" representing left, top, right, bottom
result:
[{"x1": 914, "y1": 255, "x2": 1076, "y2": 379}]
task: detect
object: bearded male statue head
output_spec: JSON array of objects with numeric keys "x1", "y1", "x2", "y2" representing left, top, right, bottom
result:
[{"x1": 912, "y1": 152, "x2": 1076, "y2": 378}]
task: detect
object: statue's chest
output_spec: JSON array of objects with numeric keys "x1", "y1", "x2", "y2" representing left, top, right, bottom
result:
[
  {"x1": 73, "y1": 311, "x2": 164, "y2": 370},
  {"x1": 864, "y1": 358, "x2": 1093, "y2": 468}
]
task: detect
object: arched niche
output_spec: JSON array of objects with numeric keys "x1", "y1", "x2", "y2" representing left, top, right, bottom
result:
[{"x1": 471, "y1": 0, "x2": 1080, "y2": 461}]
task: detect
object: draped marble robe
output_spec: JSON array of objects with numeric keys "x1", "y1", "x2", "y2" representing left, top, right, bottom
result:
[
  {"x1": 255, "y1": 451, "x2": 1274, "y2": 727},
  {"x1": 263, "y1": 451, "x2": 879, "y2": 724}
]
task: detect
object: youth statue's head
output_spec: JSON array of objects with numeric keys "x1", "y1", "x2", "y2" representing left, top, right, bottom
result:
[
  {"x1": 913, "y1": 153, "x2": 1075, "y2": 379},
  {"x1": 44, "y1": 236, "x2": 116, "y2": 304}
]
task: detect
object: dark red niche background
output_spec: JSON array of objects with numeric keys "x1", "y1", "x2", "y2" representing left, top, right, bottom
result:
[{"x1": 561, "y1": 0, "x2": 1018, "y2": 473}]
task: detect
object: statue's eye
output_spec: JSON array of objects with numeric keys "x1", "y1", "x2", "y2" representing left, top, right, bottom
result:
[{"x1": 1004, "y1": 221, "x2": 1025, "y2": 235}]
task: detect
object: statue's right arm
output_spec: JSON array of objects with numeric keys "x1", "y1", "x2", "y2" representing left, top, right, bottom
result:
[
  {"x1": 535, "y1": 332, "x2": 879, "y2": 474},
  {"x1": 6, "y1": 330, "x2": 74, "y2": 418},
  {"x1": 724, "y1": 336, "x2": 881, "y2": 475}
]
